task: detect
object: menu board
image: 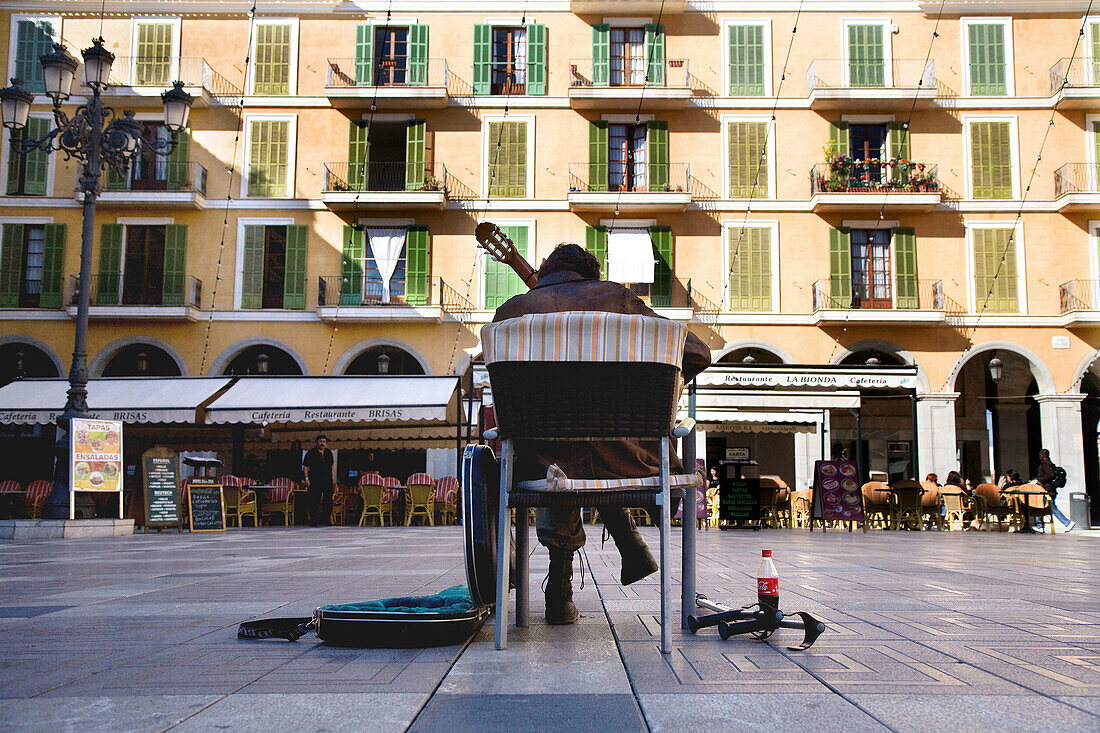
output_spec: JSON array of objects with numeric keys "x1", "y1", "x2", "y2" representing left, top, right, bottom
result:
[
  {"x1": 144, "y1": 456, "x2": 181, "y2": 528},
  {"x1": 71, "y1": 418, "x2": 123, "y2": 492},
  {"x1": 187, "y1": 483, "x2": 225, "y2": 532},
  {"x1": 719, "y1": 478, "x2": 760, "y2": 524},
  {"x1": 813, "y1": 460, "x2": 864, "y2": 522}
]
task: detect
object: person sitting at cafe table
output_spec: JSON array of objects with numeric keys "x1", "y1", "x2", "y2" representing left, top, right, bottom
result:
[{"x1": 302, "y1": 435, "x2": 336, "y2": 527}]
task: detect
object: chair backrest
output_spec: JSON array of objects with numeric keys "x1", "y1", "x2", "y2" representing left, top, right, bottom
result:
[
  {"x1": 482, "y1": 312, "x2": 687, "y2": 440},
  {"x1": 359, "y1": 473, "x2": 385, "y2": 486},
  {"x1": 891, "y1": 485, "x2": 923, "y2": 511},
  {"x1": 436, "y1": 476, "x2": 459, "y2": 503},
  {"x1": 25, "y1": 480, "x2": 51, "y2": 506},
  {"x1": 407, "y1": 472, "x2": 435, "y2": 487},
  {"x1": 0, "y1": 479, "x2": 21, "y2": 492},
  {"x1": 360, "y1": 484, "x2": 386, "y2": 505},
  {"x1": 267, "y1": 477, "x2": 296, "y2": 502},
  {"x1": 920, "y1": 481, "x2": 940, "y2": 507},
  {"x1": 941, "y1": 492, "x2": 967, "y2": 512},
  {"x1": 408, "y1": 483, "x2": 435, "y2": 505},
  {"x1": 219, "y1": 475, "x2": 241, "y2": 487},
  {"x1": 790, "y1": 489, "x2": 811, "y2": 511},
  {"x1": 974, "y1": 483, "x2": 1004, "y2": 507},
  {"x1": 222, "y1": 486, "x2": 241, "y2": 508},
  {"x1": 861, "y1": 481, "x2": 891, "y2": 504}
]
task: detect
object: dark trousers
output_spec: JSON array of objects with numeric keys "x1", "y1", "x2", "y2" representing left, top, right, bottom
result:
[{"x1": 308, "y1": 485, "x2": 334, "y2": 526}]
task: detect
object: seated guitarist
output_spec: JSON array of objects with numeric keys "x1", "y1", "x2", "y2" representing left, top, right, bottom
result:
[{"x1": 493, "y1": 243, "x2": 711, "y2": 625}]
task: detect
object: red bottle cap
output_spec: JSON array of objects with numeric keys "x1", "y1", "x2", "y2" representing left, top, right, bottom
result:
[{"x1": 761, "y1": 549, "x2": 772, "y2": 557}]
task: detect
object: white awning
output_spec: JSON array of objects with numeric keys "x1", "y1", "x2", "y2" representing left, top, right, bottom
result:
[
  {"x1": 202, "y1": 376, "x2": 460, "y2": 426},
  {"x1": 0, "y1": 377, "x2": 233, "y2": 425},
  {"x1": 696, "y1": 365, "x2": 920, "y2": 390},
  {"x1": 688, "y1": 390, "x2": 862, "y2": 411},
  {"x1": 693, "y1": 411, "x2": 820, "y2": 434}
]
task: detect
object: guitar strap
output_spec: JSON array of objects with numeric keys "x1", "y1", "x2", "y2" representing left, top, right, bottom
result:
[{"x1": 238, "y1": 617, "x2": 315, "y2": 641}]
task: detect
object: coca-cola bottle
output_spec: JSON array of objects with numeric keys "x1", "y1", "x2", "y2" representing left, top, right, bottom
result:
[{"x1": 757, "y1": 549, "x2": 779, "y2": 612}]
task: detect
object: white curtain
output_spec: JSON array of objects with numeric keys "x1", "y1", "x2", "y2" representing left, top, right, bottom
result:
[
  {"x1": 367, "y1": 227, "x2": 407, "y2": 303},
  {"x1": 607, "y1": 228, "x2": 655, "y2": 283}
]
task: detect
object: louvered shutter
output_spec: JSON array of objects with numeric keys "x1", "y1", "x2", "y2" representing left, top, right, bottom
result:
[
  {"x1": 283, "y1": 225, "x2": 307, "y2": 309},
  {"x1": 473, "y1": 24, "x2": 491, "y2": 95},
  {"x1": 241, "y1": 225, "x2": 265, "y2": 309},
  {"x1": 484, "y1": 225, "x2": 527, "y2": 308},
  {"x1": 0, "y1": 224, "x2": 24, "y2": 307},
  {"x1": 341, "y1": 225, "x2": 364, "y2": 304},
  {"x1": 1092, "y1": 23, "x2": 1100, "y2": 83},
  {"x1": 973, "y1": 228, "x2": 1017, "y2": 313},
  {"x1": 970, "y1": 121, "x2": 1012, "y2": 199},
  {"x1": 8, "y1": 117, "x2": 50, "y2": 195},
  {"x1": 969, "y1": 23, "x2": 1007, "y2": 95},
  {"x1": 649, "y1": 226, "x2": 672, "y2": 306},
  {"x1": 647, "y1": 121, "x2": 669, "y2": 192},
  {"x1": 39, "y1": 224, "x2": 64, "y2": 308},
  {"x1": 254, "y1": 23, "x2": 291, "y2": 94},
  {"x1": 15, "y1": 20, "x2": 54, "y2": 93},
  {"x1": 161, "y1": 225, "x2": 187, "y2": 305},
  {"x1": 729, "y1": 121, "x2": 767, "y2": 198},
  {"x1": 405, "y1": 225, "x2": 430, "y2": 306},
  {"x1": 592, "y1": 24, "x2": 610, "y2": 86},
  {"x1": 848, "y1": 24, "x2": 885, "y2": 87},
  {"x1": 888, "y1": 121, "x2": 909, "y2": 184},
  {"x1": 729, "y1": 24, "x2": 765, "y2": 96},
  {"x1": 97, "y1": 224, "x2": 123, "y2": 305},
  {"x1": 729, "y1": 227, "x2": 771, "y2": 311},
  {"x1": 167, "y1": 125, "x2": 190, "y2": 191},
  {"x1": 829, "y1": 121, "x2": 850, "y2": 156},
  {"x1": 645, "y1": 24, "x2": 665, "y2": 86},
  {"x1": 354, "y1": 23, "x2": 374, "y2": 86},
  {"x1": 1094, "y1": 120, "x2": 1100, "y2": 190},
  {"x1": 135, "y1": 22, "x2": 173, "y2": 86},
  {"x1": 409, "y1": 24, "x2": 429, "y2": 86},
  {"x1": 248, "y1": 120, "x2": 288, "y2": 197},
  {"x1": 488, "y1": 121, "x2": 526, "y2": 198},
  {"x1": 526, "y1": 24, "x2": 546, "y2": 95},
  {"x1": 829, "y1": 227, "x2": 852, "y2": 308},
  {"x1": 893, "y1": 227, "x2": 918, "y2": 309},
  {"x1": 348, "y1": 120, "x2": 370, "y2": 190},
  {"x1": 405, "y1": 120, "x2": 426, "y2": 191},
  {"x1": 585, "y1": 225, "x2": 608, "y2": 280},
  {"x1": 588, "y1": 121, "x2": 608, "y2": 192}
]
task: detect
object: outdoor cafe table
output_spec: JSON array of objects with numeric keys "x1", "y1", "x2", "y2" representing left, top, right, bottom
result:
[{"x1": 1001, "y1": 488, "x2": 1048, "y2": 534}]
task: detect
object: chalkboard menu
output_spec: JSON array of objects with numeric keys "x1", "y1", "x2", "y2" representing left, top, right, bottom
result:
[
  {"x1": 143, "y1": 455, "x2": 181, "y2": 531},
  {"x1": 187, "y1": 483, "x2": 226, "y2": 532},
  {"x1": 719, "y1": 478, "x2": 760, "y2": 524},
  {"x1": 812, "y1": 460, "x2": 864, "y2": 523}
]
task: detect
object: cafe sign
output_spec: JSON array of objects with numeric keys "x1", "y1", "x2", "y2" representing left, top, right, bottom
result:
[
  {"x1": 696, "y1": 367, "x2": 919, "y2": 390},
  {"x1": 71, "y1": 418, "x2": 123, "y2": 492}
]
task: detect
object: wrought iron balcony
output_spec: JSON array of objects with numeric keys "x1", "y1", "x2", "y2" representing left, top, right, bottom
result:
[
  {"x1": 567, "y1": 162, "x2": 691, "y2": 211},
  {"x1": 806, "y1": 59, "x2": 936, "y2": 108},
  {"x1": 317, "y1": 275, "x2": 474, "y2": 321},
  {"x1": 325, "y1": 58, "x2": 449, "y2": 107},
  {"x1": 68, "y1": 273, "x2": 201, "y2": 318},
  {"x1": 809, "y1": 161, "x2": 942, "y2": 211},
  {"x1": 567, "y1": 58, "x2": 691, "y2": 109},
  {"x1": 1049, "y1": 58, "x2": 1100, "y2": 106},
  {"x1": 321, "y1": 162, "x2": 447, "y2": 209},
  {"x1": 812, "y1": 278, "x2": 947, "y2": 324},
  {"x1": 91, "y1": 56, "x2": 241, "y2": 106},
  {"x1": 1054, "y1": 163, "x2": 1100, "y2": 210},
  {"x1": 80, "y1": 161, "x2": 207, "y2": 208}
]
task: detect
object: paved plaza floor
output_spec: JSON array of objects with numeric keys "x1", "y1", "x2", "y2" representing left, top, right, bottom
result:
[{"x1": 0, "y1": 525, "x2": 1097, "y2": 732}]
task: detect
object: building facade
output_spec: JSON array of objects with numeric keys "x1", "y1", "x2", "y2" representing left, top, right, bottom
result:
[{"x1": 1, "y1": 0, "x2": 1099, "y2": 520}]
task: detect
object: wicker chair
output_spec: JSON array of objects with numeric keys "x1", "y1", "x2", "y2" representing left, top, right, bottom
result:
[
  {"x1": 262, "y1": 478, "x2": 297, "y2": 526},
  {"x1": 861, "y1": 481, "x2": 895, "y2": 529},
  {"x1": 920, "y1": 481, "x2": 942, "y2": 529},
  {"x1": 939, "y1": 488, "x2": 972, "y2": 531},
  {"x1": 790, "y1": 489, "x2": 812, "y2": 528},
  {"x1": 435, "y1": 476, "x2": 459, "y2": 524},
  {"x1": 358, "y1": 474, "x2": 394, "y2": 526},
  {"x1": 482, "y1": 311, "x2": 700, "y2": 654},
  {"x1": 405, "y1": 472, "x2": 436, "y2": 526},
  {"x1": 23, "y1": 480, "x2": 52, "y2": 519},
  {"x1": 890, "y1": 480, "x2": 924, "y2": 531},
  {"x1": 973, "y1": 482, "x2": 1016, "y2": 531}
]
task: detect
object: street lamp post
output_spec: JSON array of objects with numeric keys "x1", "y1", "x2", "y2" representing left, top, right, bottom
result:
[{"x1": 1, "y1": 38, "x2": 192, "y2": 519}]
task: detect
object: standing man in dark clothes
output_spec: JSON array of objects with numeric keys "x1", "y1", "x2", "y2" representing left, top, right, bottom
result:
[
  {"x1": 302, "y1": 435, "x2": 336, "y2": 526},
  {"x1": 492, "y1": 243, "x2": 711, "y2": 624}
]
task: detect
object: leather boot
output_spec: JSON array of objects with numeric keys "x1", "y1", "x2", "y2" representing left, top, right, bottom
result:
[
  {"x1": 545, "y1": 549, "x2": 578, "y2": 625},
  {"x1": 601, "y1": 509, "x2": 658, "y2": 585}
]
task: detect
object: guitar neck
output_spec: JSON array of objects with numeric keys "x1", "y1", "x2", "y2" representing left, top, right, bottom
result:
[{"x1": 507, "y1": 255, "x2": 539, "y2": 288}]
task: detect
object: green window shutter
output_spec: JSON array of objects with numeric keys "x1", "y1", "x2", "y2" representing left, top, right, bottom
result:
[
  {"x1": 970, "y1": 121, "x2": 1012, "y2": 199},
  {"x1": 0, "y1": 224, "x2": 24, "y2": 307},
  {"x1": 135, "y1": 22, "x2": 173, "y2": 86},
  {"x1": 645, "y1": 24, "x2": 665, "y2": 86},
  {"x1": 241, "y1": 225, "x2": 265, "y2": 309},
  {"x1": 348, "y1": 120, "x2": 370, "y2": 190},
  {"x1": 97, "y1": 224, "x2": 123, "y2": 306},
  {"x1": 649, "y1": 226, "x2": 673, "y2": 306},
  {"x1": 829, "y1": 121, "x2": 849, "y2": 156},
  {"x1": 283, "y1": 225, "x2": 307, "y2": 309},
  {"x1": 893, "y1": 227, "x2": 918, "y2": 309},
  {"x1": 729, "y1": 24, "x2": 765, "y2": 96},
  {"x1": 588, "y1": 120, "x2": 608, "y2": 192},
  {"x1": 484, "y1": 225, "x2": 527, "y2": 308},
  {"x1": 848, "y1": 24, "x2": 885, "y2": 87},
  {"x1": 888, "y1": 121, "x2": 909, "y2": 184},
  {"x1": 248, "y1": 120, "x2": 289, "y2": 197},
  {"x1": 592, "y1": 24, "x2": 610, "y2": 86},
  {"x1": 973, "y1": 228, "x2": 1017, "y2": 313},
  {"x1": 1092, "y1": 22, "x2": 1100, "y2": 84},
  {"x1": 969, "y1": 23, "x2": 1007, "y2": 95},
  {"x1": 167, "y1": 125, "x2": 190, "y2": 191},
  {"x1": 341, "y1": 225, "x2": 364, "y2": 304},
  {"x1": 488, "y1": 121, "x2": 526, "y2": 198},
  {"x1": 405, "y1": 119, "x2": 426, "y2": 191},
  {"x1": 728, "y1": 227, "x2": 771, "y2": 311},
  {"x1": 15, "y1": 20, "x2": 55, "y2": 94},
  {"x1": 828, "y1": 227, "x2": 852, "y2": 308},
  {"x1": 354, "y1": 23, "x2": 374, "y2": 86},
  {"x1": 254, "y1": 23, "x2": 291, "y2": 94},
  {"x1": 1094, "y1": 120, "x2": 1100, "y2": 190},
  {"x1": 526, "y1": 24, "x2": 547, "y2": 95},
  {"x1": 5, "y1": 128, "x2": 23, "y2": 195},
  {"x1": 8, "y1": 117, "x2": 50, "y2": 195},
  {"x1": 647, "y1": 121, "x2": 669, "y2": 192},
  {"x1": 409, "y1": 24, "x2": 429, "y2": 86},
  {"x1": 162, "y1": 224, "x2": 187, "y2": 305},
  {"x1": 728, "y1": 121, "x2": 768, "y2": 198},
  {"x1": 405, "y1": 225, "x2": 430, "y2": 306},
  {"x1": 107, "y1": 163, "x2": 128, "y2": 192},
  {"x1": 585, "y1": 225, "x2": 608, "y2": 280},
  {"x1": 40, "y1": 224, "x2": 65, "y2": 308},
  {"x1": 473, "y1": 24, "x2": 491, "y2": 95}
]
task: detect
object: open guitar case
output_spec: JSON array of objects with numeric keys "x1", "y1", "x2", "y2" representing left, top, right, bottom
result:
[{"x1": 237, "y1": 445, "x2": 507, "y2": 648}]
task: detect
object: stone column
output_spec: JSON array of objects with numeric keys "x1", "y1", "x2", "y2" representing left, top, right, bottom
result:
[
  {"x1": 916, "y1": 393, "x2": 959, "y2": 480},
  {"x1": 1036, "y1": 393, "x2": 1086, "y2": 521}
]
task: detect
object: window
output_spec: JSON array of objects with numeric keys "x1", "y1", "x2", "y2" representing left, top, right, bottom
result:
[
  {"x1": 609, "y1": 123, "x2": 647, "y2": 191},
  {"x1": 845, "y1": 22, "x2": 887, "y2": 87},
  {"x1": 968, "y1": 119, "x2": 1015, "y2": 199},
  {"x1": 340, "y1": 225, "x2": 430, "y2": 305},
  {"x1": 583, "y1": 225, "x2": 673, "y2": 306},
  {"x1": 728, "y1": 120, "x2": 769, "y2": 198},
  {"x1": 827, "y1": 227, "x2": 918, "y2": 310},
  {"x1": 727, "y1": 226, "x2": 773, "y2": 311},
  {"x1": 353, "y1": 24, "x2": 430, "y2": 86},
  {"x1": 727, "y1": 22, "x2": 768, "y2": 96},
  {"x1": 6, "y1": 116, "x2": 50, "y2": 195},
  {"x1": 473, "y1": 23, "x2": 546, "y2": 95},
  {"x1": 587, "y1": 120, "x2": 668, "y2": 193},
  {"x1": 133, "y1": 20, "x2": 177, "y2": 86},
  {"x1": 347, "y1": 119, "x2": 427, "y2": 192},
  {"x1": 483, "y1": 224, "x2": 528, "y2": 309},
  {"x1": 850, "y1": 229, "x2": 892, "y2": 308},
  {"x1": 486, "y1": 119, "x2": 529, "y2": 198},
  {"x1": 10, "y1": 16, "x2": 59, "y2": 94},
  {"x1": 963, "y1": 18, "x2": 1011, "y2": 96},
  {"x1": 96, "y1": 223, "x2": 187, "y2": 306},
  {"x1": 970, "y1": 225, "x2": 1020, "y2": 313},
  {"x1": 251, "y1": 19, "x2": 296, "y2": 95},
  {"x1": 828, "y1": 121, "x2": 909, "y2": 187},
  {"x1": 0, "y1": 222, "x2": 64, "y2": 308},
  {"x1": 245, "y1": 116, "x2": 294, "y2": 197},
  {"x1": 240, "y1": 223, "x2": 307, "y2": 309},
  {"x1": 611, "y1": 27, "x2": 645, "y2": 86},
  {"x1": 591, "y1": 23, "x2": 664, "y2": 87},
  {"x1": 1089, "y1": 20, "x2": 1100, "y2": 83}
]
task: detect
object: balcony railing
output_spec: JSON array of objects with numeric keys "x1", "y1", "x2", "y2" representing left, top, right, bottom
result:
[
  {"x1": 1049, "y1": 57, "x2": 1100, "y2": 93},
  {"x1": 810, "y1": 162, "x2": 939, "y2": 194},
  {"x1": 568, "y1": 162, "x2": 691, "y2": 194},
  {"x1": 568, "y1": 58, "x2": 690, "y2": 88},
  {"x1": 70, "y1": 274, "x2": 201, "y2": 308},
  {"x1": 1054, "y1": 163, "x2": 1100, "y2": 197},
  {"x1": 96, "y1": 56, "x2": 241, "y2": 100},
  {"x1": 325, "y1": 58, "x2": 449, "y2": 88},
  {"x1": 1060, "y1": 280, "x2": 1100, "y2": 313},
  {"x1": 813, "y1": 279, "x2": 943, "y2": 311},
  {"x1": 99, "y1": 161, "x2": 208, "y2": 195},
  {"x1": 318, "y1": 275, "x2": 474, "y2": 311},
  {"x1": 806, "y1": 59, "x2": 935, "y2": 91},
  {"x1": 322, "y1": 162, "x2": 446, "y2": 194}
]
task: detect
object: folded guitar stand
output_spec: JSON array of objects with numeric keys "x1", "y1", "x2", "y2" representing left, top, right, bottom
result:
[{"x1": 688, "y1": 593, "x2": 826, "y2": 651}]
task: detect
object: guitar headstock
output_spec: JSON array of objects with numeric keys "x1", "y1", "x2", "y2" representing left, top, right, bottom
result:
[{"x1": 475, "y1": 222, "x2": 517, "y2": 266}]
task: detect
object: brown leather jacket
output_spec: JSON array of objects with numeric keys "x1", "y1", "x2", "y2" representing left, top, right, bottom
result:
[{"x1": 492, "y1": 270, "x2": 712, "y2": 481}]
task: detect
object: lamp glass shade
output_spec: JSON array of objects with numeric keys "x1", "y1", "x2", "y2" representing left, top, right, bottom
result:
[
  {"x1": 40, "y1": 45, "x2": 77, "y2": 100},
  {"x1": 376, "y1": 353, "x2": 391, "y2": 374},
  {"x1": 0, "y1": 81, "x2": 33, "y2": 130},
  {"x1": 112, "y1": 112, "x2": 144, "y2": 155},
  {"x1": 161, "y1": 82, "x2": 193, "y2": 131},
  {"x1": 80, "y1": 39, "x2": 115, "y2": 87},
  {"x1": 988, "y1": 356, "x2": 1004, "y2": 384}
]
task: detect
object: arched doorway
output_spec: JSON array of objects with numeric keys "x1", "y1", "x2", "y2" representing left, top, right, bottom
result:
[
  {"x1": 0, "y1": 341, "x2": 61, "y2": 384},
  {"x1": 100, "y1": 344, "x2": 183, "y2": 377},
  {"x1": 222, "y1": 345, "x2": 303, "y2": 376},
  {"x1": 1080, "y1": 368, "x2": 1100, "y2": 524},
  {"x1": 345, "y1": 345, "x2": 425, "y2": 375},
  {"x1": 717, "y1": 346, "x2": 785, "y2": 365}
]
